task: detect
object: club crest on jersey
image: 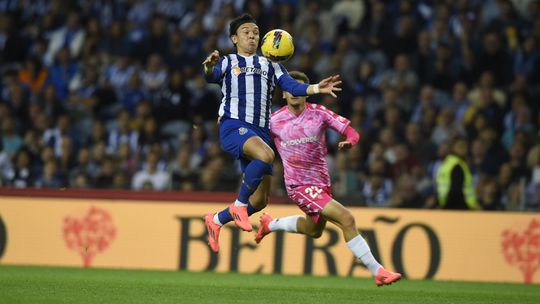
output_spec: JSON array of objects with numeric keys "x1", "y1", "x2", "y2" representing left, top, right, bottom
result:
[
  {"x1": 231, "y1": 66, "x2": 241, "y2": 77},
  {"x1": 239, "y1": 127, "x2": 248, "y2": 135}
]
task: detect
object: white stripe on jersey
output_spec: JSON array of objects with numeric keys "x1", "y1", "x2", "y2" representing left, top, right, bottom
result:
[
  {"x1": 230, "y1": 54, "x2": 239, "y2": 119},
  {"x1": 218, "y1": 55, "x2": 229, "y2": 118},
  {"x1": 259, "y1": 57, "x2": 270, "y2": 127},
  {"x1": 245, "y1": 56, "x2": 255, "y2": 124},
  {"x1": 220, "y1": 55, "x2": 229, "y2": 77},
  {"x1": 273, "y1": 61, "x2": 286, "y2": 80}
]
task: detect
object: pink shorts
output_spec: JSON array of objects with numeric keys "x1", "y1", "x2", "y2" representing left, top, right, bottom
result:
[{"x1": 288, "y1": 185, "x2": 333, "y2": 224}]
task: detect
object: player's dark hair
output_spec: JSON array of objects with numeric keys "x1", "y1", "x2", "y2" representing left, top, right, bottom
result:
[
  {"x1": 288, "y1": 71, "x2": 310, "y2": 83},
  {"x1": 229, "y1": 14, "x2": 257, "y2": 37}
]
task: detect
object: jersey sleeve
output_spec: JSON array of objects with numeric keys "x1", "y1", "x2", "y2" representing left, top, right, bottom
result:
[
  {"x1": 273, "y1": 62, "x2": 309, "y2": 96},
  {"x1": 319, "y1": 105, "x2": 351, "y2": 134},
  {"x1": 204, "y1": 55, "x2": 228, "y2": 84}
]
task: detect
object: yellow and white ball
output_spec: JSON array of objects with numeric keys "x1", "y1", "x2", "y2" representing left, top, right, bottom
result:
[{"x1": 260, "y1": 29, "x2": 295, "y2": 62}]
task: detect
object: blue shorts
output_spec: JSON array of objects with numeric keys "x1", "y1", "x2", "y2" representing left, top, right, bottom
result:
[{"x1": 219, "y1": 118, "x2": 273, "y2": 174}]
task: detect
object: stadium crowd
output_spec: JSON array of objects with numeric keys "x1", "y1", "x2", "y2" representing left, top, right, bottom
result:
[{"x1": 0, "y1": 0, "x2": 539, "y2": 211}]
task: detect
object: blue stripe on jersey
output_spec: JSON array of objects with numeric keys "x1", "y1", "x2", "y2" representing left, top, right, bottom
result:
[
  {"x1": 237, "y1": 56, "x2": 247, "y2": 121},
  {"x1": 265, "y1": 63, "x2": 275, "y2": 128},
  {"x1": 224, "y1": 55, "x2": 232, "y2": 118},
  {"x1": 252, "y1": 56, "x2": 262, "y2": 127},
  {"x1": 267, "y1": 61, "x2": 276, "y2": 86}
]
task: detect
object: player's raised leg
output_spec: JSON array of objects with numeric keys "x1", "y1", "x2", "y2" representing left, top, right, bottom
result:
[
  {"x1": 256, "y1": 184, "x2": 330, "y2": 242},
  {"x1": 205, "y1": 136, "x2": 273, "y2": 252},
  {"x1": 248, "y1": 174, "x2": 272, "y2": 211},
  {"x1": 228, "y1": 136, "x2": 274, "y2": 231},
  {"x1": 255, "y1": 211, "x2": 326, "y2": 243},
  {"x1": 256, "y1": 198, "x2": 401, "y2": 286},
  {"x1": 321, "y1": 200, "x2": 401, "y2": 286},
  {"x1": 206, "y1": 175, "x2": 271, "y2": 253}
]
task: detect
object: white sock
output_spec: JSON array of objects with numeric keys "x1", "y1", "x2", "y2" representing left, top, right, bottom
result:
[
  {"x1": 347, "y1": 235, "x2": 382, "y2": 276},
  {"x1": 233, "y1": 199, "x2": 248, "y2": 207},
  {"x1": 268, "y1": 215, "x2": 302, "y2": 233},
  {"x1": 213, "y1": 214, "x2": 223, "y2": 226}
]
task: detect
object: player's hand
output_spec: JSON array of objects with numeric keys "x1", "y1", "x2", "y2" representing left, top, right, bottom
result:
[
  {"x1": 318, "y1": 75, "x2": 342, "y2": 98},
  {"x1": 338, "y1": 141, "x2": 352, "y2": 151},
  {"x1": 203, "y1": 50, "x2": 220, "y2": 72}
]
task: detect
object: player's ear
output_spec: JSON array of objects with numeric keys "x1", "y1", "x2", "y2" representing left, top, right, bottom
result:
[{"x1": 230, "y1": 35, "x2": 238, "y2": 45}]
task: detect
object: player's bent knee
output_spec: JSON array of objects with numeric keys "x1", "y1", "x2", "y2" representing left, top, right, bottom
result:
[
  {"x1": 268, "y1": 148, "x2": 275, "y2": 161},
  {"x1": 260, "y1": 149, "x2": 275, "y2": 163},
  {"x1": 339, "y1": 211, "x2": 357, "y2": 231},
  {"x1": 308, "y1": 230, "x2": 323, "y2": 239},
  {"x1": 312, "y1": 231, "x2": 323, "y2": 239}
]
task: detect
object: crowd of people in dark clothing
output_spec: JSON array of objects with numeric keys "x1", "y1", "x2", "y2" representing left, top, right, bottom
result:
[{"x1": 1, "y1": 0, "x2": 539, "y2": 211}]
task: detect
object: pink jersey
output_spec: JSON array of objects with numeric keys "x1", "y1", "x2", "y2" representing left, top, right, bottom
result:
[{"x1": 270, "y1": 103, "x2": 351, "y2": 190}]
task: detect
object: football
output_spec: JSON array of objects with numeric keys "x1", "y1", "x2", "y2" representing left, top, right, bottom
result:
[{"x1": 260, "y1": 29, "x2": 295, "y2": 62}]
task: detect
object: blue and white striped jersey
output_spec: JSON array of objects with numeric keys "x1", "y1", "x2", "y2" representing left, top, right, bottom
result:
[{"x1": 205, "y1": 53, "x2": 308, "y2": 129}]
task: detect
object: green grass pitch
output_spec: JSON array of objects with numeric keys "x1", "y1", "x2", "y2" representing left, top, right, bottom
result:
[{"x1": 0, "y1": 265, "x2": 539, "y2": 304}]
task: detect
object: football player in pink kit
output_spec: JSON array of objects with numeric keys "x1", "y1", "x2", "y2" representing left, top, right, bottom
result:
[{"x1": 257, "y1": 71, "x2": 401, "y2": 286}]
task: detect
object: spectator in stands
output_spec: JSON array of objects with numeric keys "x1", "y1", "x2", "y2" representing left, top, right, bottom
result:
[
  {"x1": 140, "y1": 53, "x2": 168, "y2": 94},
  {"x1": 39, "y1": 84, "x2": 66, "y2": 125},
  {"x1": 131, "y1": 151, "x2": 170, "y2": 191},
  {"x1": 436, "y1": 137, "x2": 479, "y2": 210},
  {"x1": 44, "y1": 11, "x2": 85, "y2": 65},
  {"x1": 153, "y1": 69, "x2": 192, "y2": 141},
  {"x1": 138, "y1": 117, "x2": 169, "y2": 156},
  {"x1": 71, "y1": 147, "x2": 98, "y2": 181},
  {"x1": 513, "y1": 35, "x2": 540, "y2": 82},
  {"x1": 378, "y1": 53, "x2": 419, "y2": 110},
  {"x1": 120, "y1": 73, "x2": 149, "y2": 115},
  {"x1": 48, "y1": 47, "x2": 80, "y2": 102},
  {"x1": 502, "y1": 94, "x2": 535, "y2": 149},
  {"x1": 1, "y1": 116, "x2": 22, "y2": 158},
  {"x1": 0, "y1": 14, "x2": 26, "y2": 65},
  {"x1": 391, "y1": 174, "x2": 425, "y2": 208},
  {"x1": 116, "y1": 142, "x2": 138, "y2": 177},
  {"x1": 18, "y1": 55, "x2": 48, "y2": 95},
  {"x1": 470, "y1": 137, "x2": 499, "y2": 179},
  {"x1": 0, "y1": 140, "x2": 11, "y2": 185},
  {"x1": 431, "y1": 107, "x2": 457, "y2": 146},
  {"x1": 105, "y1": 55, "x2": 137, "y2": 95},
  {"x1": 94, "y1": 156, "x2": 117, "y2": 189},
  {"x1": 170, "y1": 147, "x2": 198, "y2": 191},
  {"x1": 34, "y1": 159, "x2": 63, "y2": 188},
  {"x1": 4, "y1": 148, "x2": 35, "y2": 188},
  {"x1": 101, "y1": 21, "x2": 131, "y2": 58},
  {"x1": 362, "y1": 172, "x2": 393, "y2": 207},
  {"x1": 107, "y1": 110, "x2": 138, "y2": 154},
  {"x1": 478, "y1": 178, "x2": 504, "y2": 210},
  {"x1": 450, "y1": 81, "x2": 471, "y2": 127},
  {"x1": 70, "y1": 171, "x2": 90, "y2": 189},
  {"x1": 474, "y1": 31, "x2": 513, "y2": 87},
  {"x1": 43, "y1": 114, "x2": 77, "y2": 158}
]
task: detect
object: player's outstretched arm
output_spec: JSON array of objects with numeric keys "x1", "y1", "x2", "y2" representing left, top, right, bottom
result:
[
  {"x1": 338, "y1": 125, "x2": 360, "y2": 151},
  {"x1": 203, "y1": 50, "x2": 220, "y2": 75},
  {"x1": 307, "y1": 75, "x2": 342, "y2": 98},
  {"x1": 338, "y1": 141, "x2": 353, "y2": 150}
]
